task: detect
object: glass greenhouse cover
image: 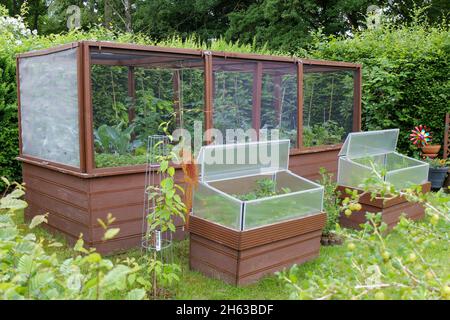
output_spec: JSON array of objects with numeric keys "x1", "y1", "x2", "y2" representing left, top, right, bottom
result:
[
  {"x1": 197, "y1": 139, "x2": 290, "y2": 182},
  {"x1": 337, "y1": 129, "x2": 429, "y2": 190},
  {"x1": 339, "y1": 129, "x2": 399, "y2": 159},
  {"x1": 193, "y1": 140, "x2": 324, "y2": 230}
]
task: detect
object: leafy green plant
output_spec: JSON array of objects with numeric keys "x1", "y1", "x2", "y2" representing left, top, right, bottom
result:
[
  {"x1": 310, "y1": 14, "x2": 448, "y2": 156},
  {"x1": 144, "y1": 127, "x2": 186, "y2": 299},
  {"x1": 303, "y1": 121, "x2": 345, "y2": 147},
  {"x1": 233, "y1": 178, "x2": 291, "y2": 201},
  {"x1": 94, "y1": 123, "x2": 140, "y2": 155},
  {"x1": 278, "y1": 168, "x2": 450, "y2": 300},
  {"x1": 0, "y1": 177, "x2": 148, "y2": 300},
  {"x1": 317, "y1": 168, "x2": 342, "y2": 237},
  {"x1": 424, "y1": 158, "x2": 449, "y2": 169}
]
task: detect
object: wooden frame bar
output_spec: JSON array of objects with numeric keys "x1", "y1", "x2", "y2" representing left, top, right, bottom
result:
[
  {"x1": 444, "y1": 113, "x2": 449, "y2": 159},
  {"x1": 82, "y1": 42, "x2": 95, "y2": 174},
  {"x1": 252, "y1": 62, "x2": 263, "y2": 138},
  {"x1": 353, "y1": 66, "x2": 362, "y2": 131},
  {"x1": 297, "y1": 61, "x2": 304, "y2": 149},
  {"x1": 204, "y1": 51, "x2": 214, "y2": 144}
]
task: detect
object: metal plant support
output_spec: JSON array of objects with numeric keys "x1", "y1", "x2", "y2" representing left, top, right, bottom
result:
[{"x1": 141, "y1": 135, "x2": 174, "y2": 265}]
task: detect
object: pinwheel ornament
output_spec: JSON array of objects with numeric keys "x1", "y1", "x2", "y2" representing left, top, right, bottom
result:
[{"x1": 410, "y1": 125, "x2": 432, "y2": 147}]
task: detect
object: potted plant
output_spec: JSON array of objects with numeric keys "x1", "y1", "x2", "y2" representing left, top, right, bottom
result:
[
  {"x1": 410, "y1": 125, "x2": 441, "y2": 158},
  {"x1": 425, "y1": 158, "x2": 449, "y2": 189}
]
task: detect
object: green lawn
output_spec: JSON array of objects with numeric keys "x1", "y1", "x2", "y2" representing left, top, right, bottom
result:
[{"x1": 14, "y1": 209, "x2": 449, "y2": 300}]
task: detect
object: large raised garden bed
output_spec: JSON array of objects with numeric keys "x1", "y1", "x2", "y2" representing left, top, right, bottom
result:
[
  {"x1": 16, "y1": 41, "x2": 360, "y2": 254},
  {"x1": 189, "y1": 141, "x2": 325, "y2": 285}
]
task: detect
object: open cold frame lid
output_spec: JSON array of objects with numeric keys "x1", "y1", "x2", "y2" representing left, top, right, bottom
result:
[
  {"x1": 339, "y1": 129, "x2": 400, "y2": 159},
  {"x1": 197, "y1": 140, "x2": 290, "y2": 182}
]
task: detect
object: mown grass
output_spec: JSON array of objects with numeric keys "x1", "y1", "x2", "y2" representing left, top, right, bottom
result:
[{"x1": 13, "y1": 209, "x2": 449, "y2": 300}]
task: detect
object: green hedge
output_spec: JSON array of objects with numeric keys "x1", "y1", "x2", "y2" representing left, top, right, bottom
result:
[
  {"x1": 309, "y1": 22, "x2": 450, "y2": 156},
  {"x1": 1, "y1": 21, "x2": 449, "y2": 189},
  {"x1": 0, "y1": 49, "x2": 20, "y2": 186}
]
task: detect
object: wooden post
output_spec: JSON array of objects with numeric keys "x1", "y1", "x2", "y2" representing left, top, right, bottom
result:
[
  {"x1": 127, "y1": 66, "x2": 136, "y2": 123},
  {"x1": 444, "y1": 113, "x2": 450, "y2": 159},
  {"x1": 252, "y1": 62, "x2": 263, "y2": 139},
  {"x1": 297, "y1": 61, "x2": 304, "y2": 149},
  {"x1": 204, "y1": 51, "x2": 213, "y2": 144},
  {"x1": 173, "y1": 70, "x2": 181, "y2": 127},
  {"x1": 353, "y1": 66, "x2": 362, "y2": 132}
]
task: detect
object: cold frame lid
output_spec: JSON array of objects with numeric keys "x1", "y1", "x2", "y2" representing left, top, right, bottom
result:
[
  {"x1": 197, "y1": 140, "x2": 290, "y2": 182},
  {"x1": 338, "y1": 129, "x2": 400, "y2": 158}
]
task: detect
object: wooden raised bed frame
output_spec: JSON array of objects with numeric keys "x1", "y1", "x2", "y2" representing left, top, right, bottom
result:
[
  {"x1": 16, "y1": 41, "x2": 361, "y2": 254},
  {"x1": 337, "y1": 182, "x2": 431, "y2": 230},
  {"x1": 189, "y1": 213, "x2": 326, "y2": 285}
]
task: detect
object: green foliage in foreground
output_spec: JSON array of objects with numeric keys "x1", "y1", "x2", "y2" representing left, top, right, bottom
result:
[
  {"x1": 280, "y1": 170, "x2": 450, "y2": 299},
  {"x1": 0, "y1": 177, "x2": 184, "y2": 300},
  {"x1": 3, "y1": 177, "x2": 449, "y2": 299},
  {"x1": 280, "y1": 209, "x2": 450, "y2": 300}
]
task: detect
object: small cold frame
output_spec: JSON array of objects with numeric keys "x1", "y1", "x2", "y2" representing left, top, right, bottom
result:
[
  {"x1": 193, "y1": 140, "x2": 324, "y2": 230},
  {"x1": 337, "y1": 129, "x2": 429, "y2": 190}
]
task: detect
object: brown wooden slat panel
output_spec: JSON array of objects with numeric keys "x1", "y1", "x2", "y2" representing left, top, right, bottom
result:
[
  {"x1": 289, "y1": 150, "x2": 339, "y2": 180},
  {"x1": 189, "y1": 216, "x2": 241, "y2": 249},
  {"x1": 339, "y1": 200, "x2": 425, "y2": 230},
  {"x1": 238, "y1": 234, "x2": 321, "y2": 283},
  {"x1": 239, "y1": 213, "x2": 325, "y2": 250},
  {"x1": 26, "y1": 190, "x2": 89, "y2": 225},
  {"x1": 25, "y1": 176, "x2": 89, "y2": 209},
  {"x1": 190, "y1": 234, "x2": 238, "y2": 275},
  {"x1": 337, "y1": 182, "x2": 431, "y2": 209},
  {"x1": 26, "y1": 202, "x2": 90, "y2": 240},
  {"x1": 190, "y1": 213, "x2": 325, "y2": 251},
  {"x1": 23, "y1": 163, "x2": 88, "y2": 192}
]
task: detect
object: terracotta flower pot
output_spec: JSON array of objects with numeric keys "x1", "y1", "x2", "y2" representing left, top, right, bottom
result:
[{"x1": 422, "y1": 144, "x2": 441, "y2": 154}]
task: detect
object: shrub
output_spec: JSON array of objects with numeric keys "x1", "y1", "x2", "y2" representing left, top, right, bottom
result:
[
  {"x1": 0, "y1": 176, "x2": 184, "y2": 299},
  {"x1": 0, "y1": 178, "x2": 148, "y2": 299},
  {"x1": 317, "y1": 168, "x2": 341, "y2": 237},
  {"x1": 308, "y1": 18, "x2": 449, "y2": 156}
]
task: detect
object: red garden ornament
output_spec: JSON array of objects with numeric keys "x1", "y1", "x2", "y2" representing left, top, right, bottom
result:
[{"x1": 410, "y1": 125, "x2": 432, "y2": 147}]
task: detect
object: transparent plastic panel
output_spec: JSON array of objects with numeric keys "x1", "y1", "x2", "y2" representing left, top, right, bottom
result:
[
  {"x1": 208, "y1": 171, "x2": 318, "y2": 199},
  {"x1": 339, "y1": 129, "x2": 399, "y2": 158},
  {"x1": 303, "y1": 67, "x2": 354, "y2": 147},
  {"x1": 351, "y1": 154, "x2": 386, "y2": 172},
  {"x1": 386, "y1": 164, "x2": 429, "y2": 190},
  {"x1": 209, "y1": 173, "x2": 274, "y2": 197},
  {"x1": 275, "y1": 171, "x2": 321, "y2": 192},
  {"x1": 90, "y1": 48, "x2": 204, "y2": 168},
  {"x1": 385, "y1": 152, "x2": 426, "y2": 171},
  {"x1": 212, "y1": 59, "x2": 298, "y2": 147},
  {"x1": 259, "y1": 63, "x2": 298, "y2": 147},
  {"x1": 384, "y1": 153, "x2": 429, "y2": 190},
  {"x1": 19, "y1": 48, "x2": 80, "y2": 167},
  {"x1": 198, "y1": 140, "x2": 290, "y2": 182},
  {"x1": 244, "y1": 188, "x2": 323, "y2": 230},
  {"x1": 213, "y1": 58, "x2": 254, "y2": 140},
  {"x1": 193, "y1": 182, "x2": 242, "y2": 230},
  {"x1": 337, "y1": 157, "x2": 374, "y2": 188}
]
